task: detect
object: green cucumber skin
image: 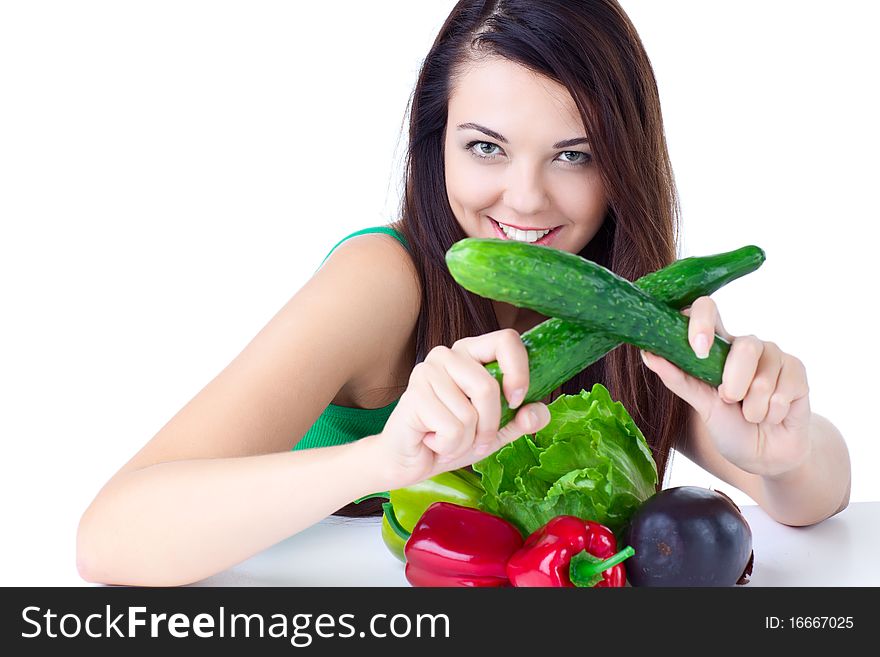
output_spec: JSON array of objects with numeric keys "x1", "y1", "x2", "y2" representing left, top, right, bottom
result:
[
  {"x1": 447, "y1": 239, "x2": 734, "y2": 386},
  {"x1": 635, "y1": 245, "x2": 765, "y2": 308},
  {"x1": 469, "y1": 245, "x2": 765, "y2": 426}
]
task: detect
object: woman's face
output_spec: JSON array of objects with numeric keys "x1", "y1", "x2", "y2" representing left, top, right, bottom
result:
[{"x1": 444, "y1": 57, "x2": 607, "y2": 254}]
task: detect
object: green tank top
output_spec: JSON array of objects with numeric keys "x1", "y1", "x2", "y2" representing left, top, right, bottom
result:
[{"x1": 292, "y1": 225, "x2": 411, "y2": 451}]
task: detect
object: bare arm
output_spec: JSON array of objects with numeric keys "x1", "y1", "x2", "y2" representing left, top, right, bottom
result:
[
  {"x1": 756, "y1": 412, "x2": 851, "y2": 526},
  {"x1": 680, "y1": 408, "x2": 851, "y2": 527},
  {"x1": 77, "y1": 437, "x2": 391, "y2": 587},
  {"x1": 76, "y1": 234, "x2": 420, "y2": 586},
  {"x1": 646, "y1": 297, "x2": 851, "y2": 528}
]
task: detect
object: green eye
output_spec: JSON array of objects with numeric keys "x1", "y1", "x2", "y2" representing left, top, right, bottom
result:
[
  {"x1": 467, "y1": 141, "x2": 503, "y2": 159},
  {"x1": 559, "y1": 151, "x2": 592, "y2": 166}
]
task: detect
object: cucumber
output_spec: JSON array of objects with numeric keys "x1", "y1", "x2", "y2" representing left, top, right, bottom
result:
[
  {"x1": 629, "y1": 246, "x2": 767, "y2": 309},
  {"x1": 452, "y1": 244, "x2": 765, "y2": 427}
]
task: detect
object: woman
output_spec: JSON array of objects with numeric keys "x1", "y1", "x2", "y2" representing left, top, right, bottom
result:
[{"x1": 77, "y1": 0, "x2": 850, "y2": 586}]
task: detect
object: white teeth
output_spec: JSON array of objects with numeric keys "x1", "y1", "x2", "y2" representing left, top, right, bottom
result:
[{"x1": 497, "y1": 221, "x2": 552, "y2": 243}]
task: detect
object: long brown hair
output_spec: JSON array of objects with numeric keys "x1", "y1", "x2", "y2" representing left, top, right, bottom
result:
[{"x1": 342, "y1": 0, "x2": 690, "y2": 517}]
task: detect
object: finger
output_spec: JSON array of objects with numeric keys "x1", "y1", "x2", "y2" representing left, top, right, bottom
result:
[
  {"x1": 437, "y1": 348, "x2": 503, "y2": 455},
  {"x1": 766, "y1": 356, "x2": 811, "y2": 427},
  {"x1": 740, "y1": 342, "x2": 784, "y2": 424},
  {"x1": 473, "y1": 404, "x2": 548, "y2": 458},
  {"x1": 496, "y1": 402, "x2": 551, "y2": 447},
  {"x1": 684, "y1": 296, "x2": 719, "y2": 359},
  {"x1": 394, "y1": 365, "x2": 439, "y2": 459},
  {"x1": 682, "y1": 297, "x2": 735, "y2": 346},
  {"x1": 700, "y1": 305, "x2": 733, "y2": 343},
  {"x1": 421, "y1": 412, "x2": 467, "y2": 460},
  {"x1": 718, "y1": 335, "x2": 764, "y2": 404},
  {"x1": 423, "y1": 363, "x2": 482, "y2": 463},
  {"x1": 410, "y1": 362, "x2": 471, "y2": 459},
  {"x1": 640, "y1": 349, "x2": 718, "y2": 422},
  {"x1": 452, "y1": 329, "x2": 530, "y2": 409},
  {"x1": 765, "y1": 391, "x2": 790, "y2": 426}
]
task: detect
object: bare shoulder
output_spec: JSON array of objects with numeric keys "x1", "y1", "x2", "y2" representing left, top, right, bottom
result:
[
  {"x1": 108, "y1": 229, "x2": 421, "y2": 482},
  {"x1": 314, "y1": 231, "x2": 422, "y2": 377},
  {"x1": 325, "y1": 231, "x2": 422, "y2": 407},
  {"x1": 316, "y1": 230, "x2": 420, "y2": 318}
]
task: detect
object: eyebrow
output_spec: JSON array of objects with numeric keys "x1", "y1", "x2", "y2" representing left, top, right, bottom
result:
[{"x1": 456, "y1": 122, "x2": 589, "y2": 149}]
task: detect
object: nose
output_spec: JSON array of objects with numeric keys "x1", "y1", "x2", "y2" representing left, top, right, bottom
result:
[{"x1": 502, "y1": 160, "x2": 550, "y2": 216}]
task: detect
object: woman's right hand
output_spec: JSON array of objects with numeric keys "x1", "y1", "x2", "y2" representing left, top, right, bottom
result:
[{"x1": 372, "y1": 328, "x2": 551, "y2": 490}]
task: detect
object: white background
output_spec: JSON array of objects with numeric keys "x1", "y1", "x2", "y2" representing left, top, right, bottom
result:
[{"x1": 1, "y1": 1, "x2": 877, "y2": 585}]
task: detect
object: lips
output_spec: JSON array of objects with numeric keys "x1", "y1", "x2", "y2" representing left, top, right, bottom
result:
[{"x1": 489, "y1": 216, "x2": 562, "y2": 246}]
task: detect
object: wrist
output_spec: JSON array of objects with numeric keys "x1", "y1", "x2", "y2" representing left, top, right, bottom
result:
[
  {"x1": 761, "y1": 420, "x2": 816, "y2": 483},
  {"x1": 348, "y1": 433, "x2": 396, "y2": 498},
  {"x1": 755, "y1": 414, "x2": 851, "y2": 526}
]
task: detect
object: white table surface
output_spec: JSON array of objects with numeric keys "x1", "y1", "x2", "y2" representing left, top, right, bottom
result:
[{"x1": 191, "y1": 501, "x2": 880, "y2": 587}]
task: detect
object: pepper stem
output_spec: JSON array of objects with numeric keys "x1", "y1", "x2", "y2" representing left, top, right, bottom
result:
[
  {"x1": 382, "y1": 502, "x2": 412, "y2": 541},
  {"x1": 569, "y1": 545, "x2": 635, "y2": 588},
  {"x1": 353, "y1": 491, "x2": 390, "y2": 504}
]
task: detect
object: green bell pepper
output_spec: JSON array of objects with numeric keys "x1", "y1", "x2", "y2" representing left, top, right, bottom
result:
[{"x1": 356, "y1": 468, "x2": 484, "y2": 562}]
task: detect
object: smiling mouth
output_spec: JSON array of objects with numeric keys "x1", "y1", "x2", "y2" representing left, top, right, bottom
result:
[{"x1": 489, "y1": 217, "x2": 562, "y2": 245}]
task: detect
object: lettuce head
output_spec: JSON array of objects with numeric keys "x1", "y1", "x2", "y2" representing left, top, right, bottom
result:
[{"x1": 473, "y1": 383, "x2": 658, "y2": 537}]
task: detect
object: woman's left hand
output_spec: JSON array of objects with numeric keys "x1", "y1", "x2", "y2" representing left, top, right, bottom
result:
[{"x1": 640, "y1": 295, "x2": 812, "y2": 478}]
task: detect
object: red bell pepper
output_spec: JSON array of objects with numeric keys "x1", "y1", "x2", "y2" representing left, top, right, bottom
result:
[
  {"x1": 383, "y1": 501, "x2": 524, "y2": 587},
  {"x1": 506, "y1": 515, "x2": 635, "y2": 587}
]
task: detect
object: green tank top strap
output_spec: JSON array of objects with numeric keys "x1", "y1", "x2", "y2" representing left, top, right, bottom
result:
[
  {"x1": 317, "y1": 225, "x2": 409, "y2": 269},
  {"x1": 294, "y1": 225, "x2": 410, "y2": 452}
]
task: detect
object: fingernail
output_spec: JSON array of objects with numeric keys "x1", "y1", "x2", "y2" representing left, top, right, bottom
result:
[
  {"x1": 529, "y1": 406, "x2": 548, "y2": 428},
  {"x1": 694, "y1": 334, "x2": 710, "y2": 359},
  {"x1": 474, "y1": 443, "x2": 491, "y2": 457},
  {"x1": 528, "y1": 408, "x2": 539, "y2": 429},
  {"x1": 508, "y1": 387, "x2": 526, "y2": 409},
  {"x1": 437, "y1": 455, "x2": 453, "y2": 464}
]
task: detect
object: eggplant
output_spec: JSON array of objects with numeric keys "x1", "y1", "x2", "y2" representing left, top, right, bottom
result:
[{"x1": 623, "y1": 486, "x2": 754, "y2": 587}]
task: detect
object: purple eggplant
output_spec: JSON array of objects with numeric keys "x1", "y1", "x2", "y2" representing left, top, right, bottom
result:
[{"x1": 623, "y1": 486, "x2": 754, "y2": 587}]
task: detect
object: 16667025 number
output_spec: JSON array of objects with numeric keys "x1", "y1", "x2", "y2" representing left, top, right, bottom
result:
[{"x1": 790, "y1": 617, "x2": 853, "y2": 629}]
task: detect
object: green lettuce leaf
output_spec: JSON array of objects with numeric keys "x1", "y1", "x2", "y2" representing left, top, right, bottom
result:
[{"x1": 473, "y1": 383, "x2": 658, "y2": 537}]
